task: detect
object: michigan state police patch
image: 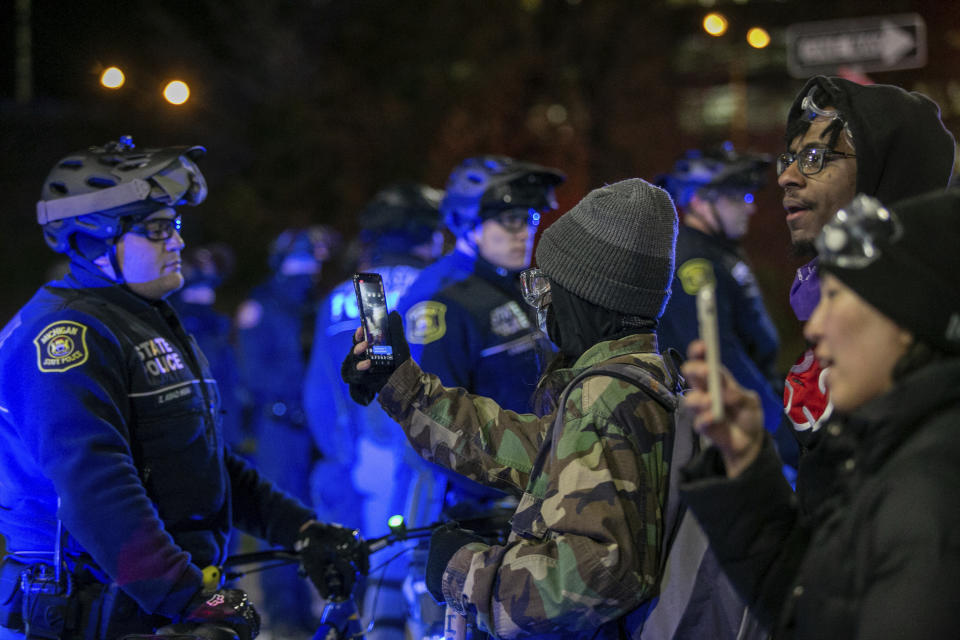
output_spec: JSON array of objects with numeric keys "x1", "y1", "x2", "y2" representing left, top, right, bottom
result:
[
  {"x1": 405, "y1": 301, "x2": 446, "y2": 345},
  {"x1": 34, "y1": 320, "x2": 89, "y2": 372}
]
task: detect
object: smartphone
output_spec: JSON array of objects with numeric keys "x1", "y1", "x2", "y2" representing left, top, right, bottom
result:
[
  {"x1": 695, "y1": 278, "x2": 724, "y2": 421},
  {"x1": 353, "y1": 272, "x2": 395, "y2": 370}
]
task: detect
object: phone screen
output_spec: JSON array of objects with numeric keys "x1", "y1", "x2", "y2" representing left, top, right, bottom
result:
[{"x1": 354, "y1": 273, "x2": 394, "y2": 368}]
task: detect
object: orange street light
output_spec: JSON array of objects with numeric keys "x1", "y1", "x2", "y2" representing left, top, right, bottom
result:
[
  {"x1": 100, "y1": 66, "x2": 125, "y2": 89},
  {"x1": 163, "y1": 80, "x2": 190, "y2": 105},
  {"x1": 747, "y1": 27, "x2": 771, "y2": 49},
  {"x1": 703, "y1": 12, "x2": 728, "y2": 37}
]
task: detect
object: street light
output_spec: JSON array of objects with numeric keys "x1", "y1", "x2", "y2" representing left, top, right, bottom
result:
[
  {"x1": 746, "y1": 27, "x2": 771, "y2": 49},
  {"x1": 703, "y1": 12, "x2": 728, "y2": 37},
  {"x1": 100, "y1": 66, "x2": 125, "y2": 89},
  {"x1": 163, "y1": 80, "x2": 190, "y2": 105}
]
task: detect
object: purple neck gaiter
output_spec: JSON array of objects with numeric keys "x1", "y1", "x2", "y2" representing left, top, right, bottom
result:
[{"x1": 790, "y1": 258, "x2": 820, "y2": 321}]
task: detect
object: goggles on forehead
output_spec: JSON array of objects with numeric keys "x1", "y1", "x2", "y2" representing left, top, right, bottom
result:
[
  {"x1": 520, "y1": 267, "x2": 551, "y2": 333},
  {"x1": 799, "y1": 86, "x2": 855, "y2": 143},
  {"x1": 816, "y1": 194, "x2": 902, "y2": 269}
]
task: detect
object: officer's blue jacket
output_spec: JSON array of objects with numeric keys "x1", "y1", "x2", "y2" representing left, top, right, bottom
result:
[
  {"x1": 659, "y1": 226, "x2": 782, "y2": 432},
  {"x1": 0, "y1": 263, "x2": 314, "y2": 619},
  {"x1": 400, "y1": 254, "x2": 553, "y2": 415},
  {"x1": 304, "y1": 259, "x2": 445, "y2": 534}
]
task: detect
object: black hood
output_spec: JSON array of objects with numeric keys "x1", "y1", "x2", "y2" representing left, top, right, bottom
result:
[{"x1": 786, "y1": 76, "x2": 955, "y2": 204}]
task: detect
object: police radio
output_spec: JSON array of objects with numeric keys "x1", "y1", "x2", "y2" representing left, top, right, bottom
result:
[{"x1": 352, "y1": 273, "x2": 395, "y2": 371}]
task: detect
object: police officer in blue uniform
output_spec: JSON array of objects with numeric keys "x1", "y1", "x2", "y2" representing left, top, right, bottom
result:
[
  {"x1": 0, "y1": 138, "x2": 358, "y2": 640},
  {"x1": 657, "y1": 143, "x2": 784, "y2": 434},
  {"x1": 304, "y1": 183, "x2": 447, "y2": 640},
  {"x1": 234, "y1": 225, "x2": 339, "y2": 636},
  {"x1": 396, "y1": 156, "x2": 564, "y2": 415}
]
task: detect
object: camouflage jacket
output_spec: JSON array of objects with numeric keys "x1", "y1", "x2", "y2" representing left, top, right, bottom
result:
[{"x1": 378, "y1": 333, "x2": 680, "y2": 638}]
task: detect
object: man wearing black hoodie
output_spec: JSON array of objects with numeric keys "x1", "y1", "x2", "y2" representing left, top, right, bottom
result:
[
  {"x1": 678, "y1": 77, "x2": 956, "y2": 636},
  {"x1": 774, "y1": 77, "x2": 955, "y2": 512}
]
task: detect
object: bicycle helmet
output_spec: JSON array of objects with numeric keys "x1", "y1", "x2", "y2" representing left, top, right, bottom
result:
[
  {"x1": 441, "y1": 155, "x2": 565, "y2": 237},
  {"x1": 358, "y1": 182, "x2": 444, "y2": 247},
  {"x1": 268, "y1": 225, "x2": 341, "y2": 273},
  {"x1": 37, "y1": 136, "x2": 207, "y2": 257},
  {"x1": 657, "y1": 142, "x2": 771, "y2": 209}
]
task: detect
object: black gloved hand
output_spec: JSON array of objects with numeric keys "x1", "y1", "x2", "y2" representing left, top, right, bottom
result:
[
  {"x1": 177, "y1": 588, "x2": 260, "y2": 640},
  {"x1": 295, "y1": 521, "x2": 369, "y2": 602},
  {"x1": 340, "y1": 310, "x2": 410, "y2": 405},
  {"x1": 425, "y1": 525, "x2": 487, "y2": 604}
]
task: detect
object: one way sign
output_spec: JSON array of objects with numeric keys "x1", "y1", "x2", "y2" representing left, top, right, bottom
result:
[{"x1": 786, "y1": 13, "x2": 927, "y2": 79}]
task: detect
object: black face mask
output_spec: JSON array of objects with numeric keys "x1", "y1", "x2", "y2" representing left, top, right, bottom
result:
[{"x1": 546, "y1": 282, "x2": 655, "y2": 360}]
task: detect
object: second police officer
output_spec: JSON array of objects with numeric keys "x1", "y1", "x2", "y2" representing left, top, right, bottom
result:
[
  {"x1": 396, "y1": 156, "x2": 565, "y2": 416},
  {"x1": 657, "y1": 144, "x2": 784, "y2": 437}
]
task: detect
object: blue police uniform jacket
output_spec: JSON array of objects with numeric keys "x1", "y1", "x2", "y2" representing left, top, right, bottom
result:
[
  {"x1": 304, "y1": 260, "x2": 449, "y2": 533},
  {"x1": 400, "y1": 254, "x2": 553, "y2": 415},
  {"x1": 395, "y1": 249, "x2": 475, "y2": 322},
  {"x1": 659, "y1": 226, "x2": 782, "y2": 432},
  {"x1": 0, "y1": 263, "x2": 314, "y2": 619},
  {"x1": 305, "y1": 261, "x2": 422, "y2": 468}
]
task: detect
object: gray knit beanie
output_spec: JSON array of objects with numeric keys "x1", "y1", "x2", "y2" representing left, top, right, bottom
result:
[{"x1": 535, "y1": 178, "x2": 678, "y2": 318}]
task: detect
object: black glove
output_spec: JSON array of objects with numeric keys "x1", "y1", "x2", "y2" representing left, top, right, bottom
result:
[
  {"x1": 341, "y1": 310, "x2": 410, "y2": 405},
  {"x1": 425, "y1": 525, "x2": 486, "y2": 604},
  {"x1": 177, "y1": 588, "x2": 260, "y2": 640},
  {"x1": 295, "y1": 521, "x2": 369, "y2": 602}
]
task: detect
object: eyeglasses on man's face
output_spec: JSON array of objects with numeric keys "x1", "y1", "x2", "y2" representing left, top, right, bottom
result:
[
  {"x1": 776, "y1": 146, "x2": 856, "y2": 177},
  {"x1": 125, "y1": 215, "x2": 182, "y2": 242}
]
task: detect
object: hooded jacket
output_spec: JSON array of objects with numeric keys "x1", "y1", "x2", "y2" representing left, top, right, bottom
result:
[
  {"x1": 785, "y1": 75, "x2": 955, "y2": 205},
  {"x1": 782, "y1": 77, "x2": 956, "y2": 445}
]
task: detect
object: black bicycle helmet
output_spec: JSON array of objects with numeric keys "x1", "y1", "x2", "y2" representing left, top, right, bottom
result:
[{"x1": 440, "y1": 155, "x2": 565, "y2": 237}]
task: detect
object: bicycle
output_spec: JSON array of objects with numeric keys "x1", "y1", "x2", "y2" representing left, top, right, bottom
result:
[{"x1": 122, "y1": 507, "x2": 512, "y2": 640}]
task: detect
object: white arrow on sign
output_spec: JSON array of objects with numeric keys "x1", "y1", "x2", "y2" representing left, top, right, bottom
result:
[
  {"x1": 796, "y1": 20, "x2": 915, "y2": 66},
  {"x1": 786, "y1": 13, "x2": 927, "y2": 78}
]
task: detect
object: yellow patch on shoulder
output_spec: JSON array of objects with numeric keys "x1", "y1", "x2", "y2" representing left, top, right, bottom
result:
[
  {"x1": 405, "y1": 301, "x2": 446, "y2": 345},
  {"x1": 33, "y1": 320, "x2": 89, "y2": 372},
  {"x1": 677, "y1": 258, "x2": 715, "y2": 295}
]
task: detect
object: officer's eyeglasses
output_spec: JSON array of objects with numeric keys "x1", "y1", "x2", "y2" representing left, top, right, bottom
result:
[
  {"x1": 520, "y1": 267, "x2": 551, "y2": 333},
  {"x1": 125, "y1": 215, "x2": 182, "y2": 242},
  {"x1": 815, "y1": 193, "x2": 902, "y2": 269},
  {"x1": 491, "y1": 208, "x2": 541, "y2": 233},
  {"x1": 776, "y1": 146, "x2": 856, "y2": 177}
]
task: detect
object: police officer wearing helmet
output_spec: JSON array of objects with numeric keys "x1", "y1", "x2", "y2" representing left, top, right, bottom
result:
[
  {"x1": 304, "y1": 182, "x2": 448, "y2": 640},
  {"x1": 0, "y1": 138, "x2": 361, "y2": 640},
  {"x1": 234, "y1": 224, "x2": 340, "y2": 636},
  {"x1": 396, "y1": 155, "x2": 564, "y2": 415},
  {"x1": 657, "y1": 143, "x2": 784, "y2": 436}
]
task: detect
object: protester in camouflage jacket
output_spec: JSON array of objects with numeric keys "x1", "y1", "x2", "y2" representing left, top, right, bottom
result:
[
  {"x1": 343, "y1": 179, "x2": 681, "y2": 638},
  {"x1": 377, "y1": 333, "x2": 679, "y2": 638}
]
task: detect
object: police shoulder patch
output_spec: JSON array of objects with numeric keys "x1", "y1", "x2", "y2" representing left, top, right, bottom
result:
[
  {"x1": 33, "y1": 320, "x2": 89, "y2": 372},
  {"x1": 677, "y1": 258, "x2": 715, "y2": 295},
  {"x1": 405, "y1": 301, "x2": 446, "y2": 345}
]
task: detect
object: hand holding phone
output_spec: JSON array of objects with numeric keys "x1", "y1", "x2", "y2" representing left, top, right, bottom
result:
[{"x1": 353, "y1": 273, "x2": 395, "y2": 371}]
